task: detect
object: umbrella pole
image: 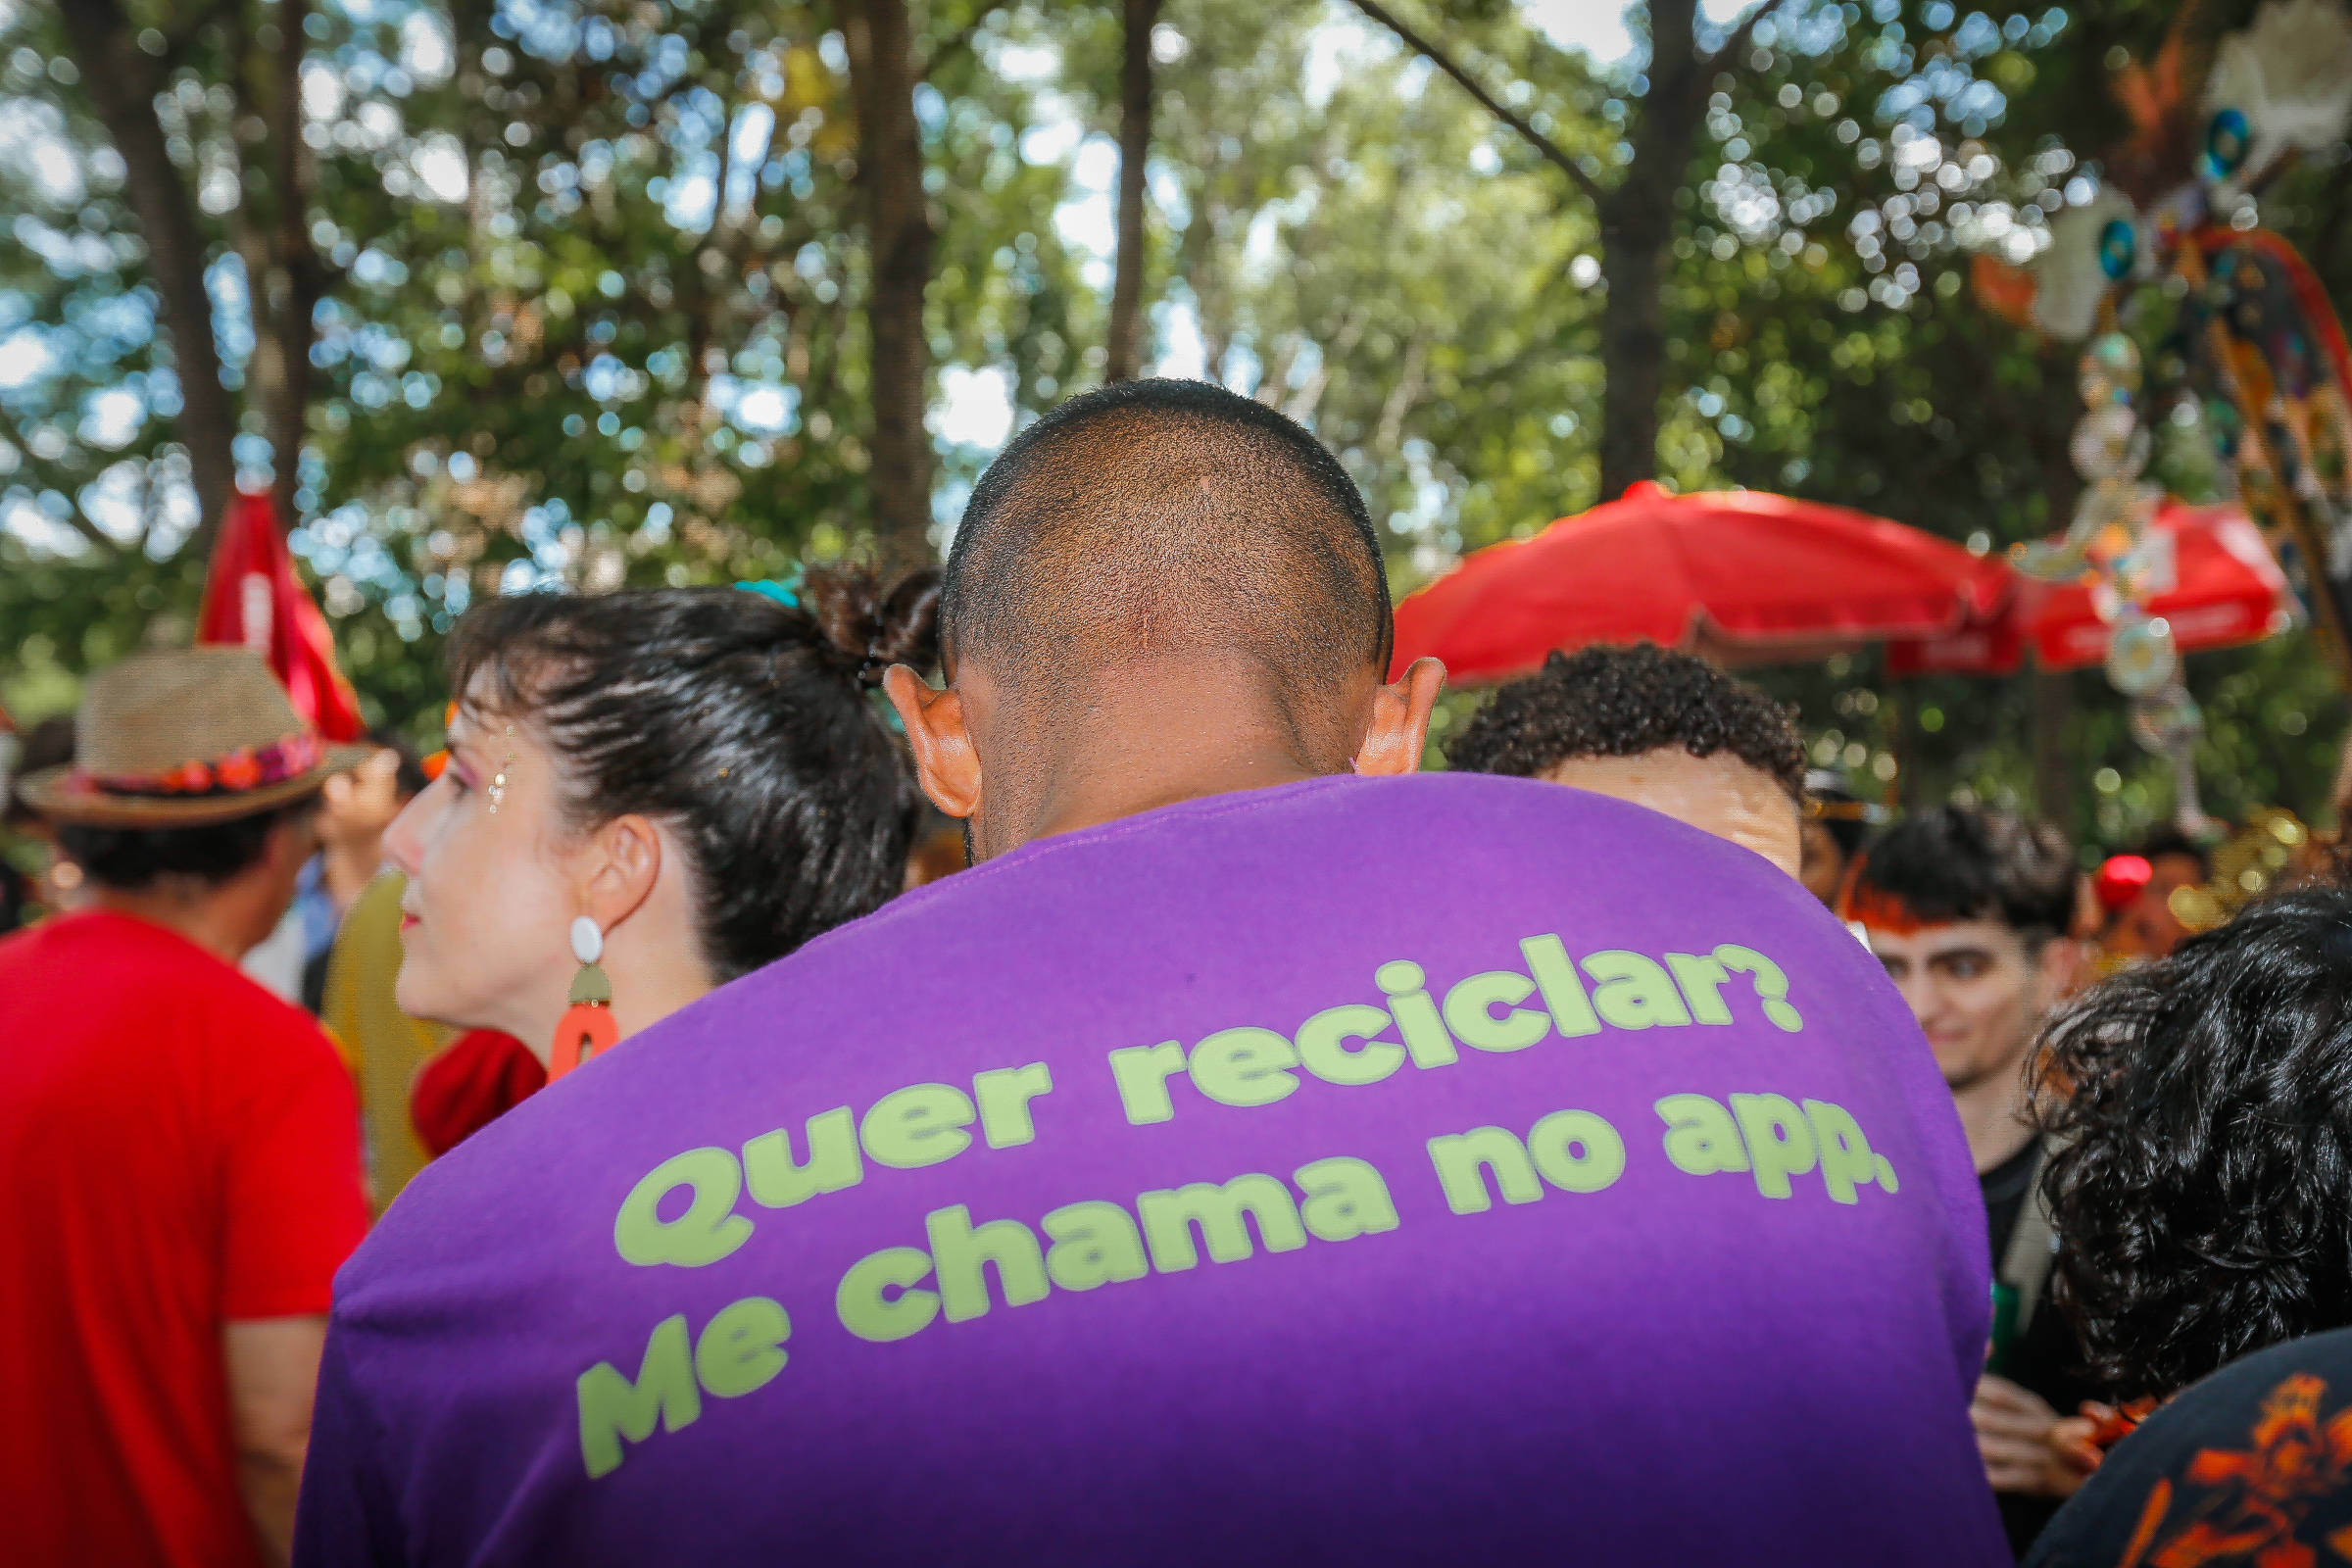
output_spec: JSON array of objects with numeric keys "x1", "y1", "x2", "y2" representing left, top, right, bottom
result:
[
  {"x1": 1877, "y1": 644, "x2": 1903, "y2": 814},
  {"x1": 2032, "y1": 669, "x2": 2076, "y2": 830}
]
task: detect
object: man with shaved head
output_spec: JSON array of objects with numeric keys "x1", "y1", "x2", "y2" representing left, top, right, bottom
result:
[
  {"x1": 890, "y1": 376, "x2": 1439, "y2": 860},
  {"x1": 300, "y1": 381, "x2": 2009, "y2": 1567}
]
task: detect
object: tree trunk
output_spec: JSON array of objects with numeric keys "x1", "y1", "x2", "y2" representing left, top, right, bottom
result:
[
  {"x1": 1179, "y1": 187, "x2": 1230, "y2": 383},
  {"x1": 2032, "y1": 669, "x2": 2076, "y2": 833},
  {"x1": 1105, "y1": 0, "x2": 1160, "y2": 383},
  {"x1": 842, "y1": 0, "x2": 937, "y2": 567},
  {"x1": 253, "y1": 0, "x2": 320, "y2": 528},
  {"x1": 1592, "y1": 0, "x2": 1701, "y2": 501},
  {"x1": 1594, "y1": 195, "x2": 1670, "y2": 502},
  {"x1": 58, "y1": 0, "x2": 239, "y2": 556},
  {"x1": 2032, "y1": 407, "x2": 2085, "y2": 833}
]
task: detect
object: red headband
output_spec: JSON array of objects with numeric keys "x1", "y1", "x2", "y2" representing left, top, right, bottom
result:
[{"x1": 1836, "y1": 880, "x2": 1952, "y2": 937}]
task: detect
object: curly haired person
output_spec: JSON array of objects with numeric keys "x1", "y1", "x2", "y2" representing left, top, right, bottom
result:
[
  {"x1": 2037, "y1": 886, "x2": 2352, "y2": 1401},
  {"x1": 2017, "y1": 888, "x2": 2352, "y2": 1565},
  {"x1": 1446, "y1": 643, "x2": 1808, "y2": 877}
]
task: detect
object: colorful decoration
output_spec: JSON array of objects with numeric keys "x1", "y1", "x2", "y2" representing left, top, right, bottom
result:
[
  {"x1": 2107, "y1": 614, "x2": 2179, "y2": 696},
  {"x1": 2201, "y1": 106, "x2": 2253, "y2": 182},
  {"x1": 1968, "y1": 0, "x2": 2352, "y2": 835},
  {"x1": 2030, "y1": 191, "x2": 2141, "y2": 339},
  {"x1": 1888, "y1": 499, "x2": 2290, "y2": 676},
  {"x1": 2173, "y1": 228, "x2": 2352, "y2": 676},
  {"x1": 78, "y1": 731, "x2": 323, "y2": 800},
  {"x1": 2167, "y1": 808, "x2": 2312, "y2": 933},
  {"x1": 486, "y1": 724, "x2": 515, "y2": 814},
  {"x1": 2200, "y1": 0, "x2": 2352, "y2": 183},
  {"x1": 2011, "y1": 316, "x2": 2215, "y2": 826}
]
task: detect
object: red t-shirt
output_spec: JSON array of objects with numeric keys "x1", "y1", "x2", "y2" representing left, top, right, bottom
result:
[{"x1": 0, "y1": 910, "x2": 369, "y2": 1567}]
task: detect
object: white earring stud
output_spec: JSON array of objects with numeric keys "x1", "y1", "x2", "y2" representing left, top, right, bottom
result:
[{"x1": 569, "y1": 915, "x2": 604, "y2": 966}]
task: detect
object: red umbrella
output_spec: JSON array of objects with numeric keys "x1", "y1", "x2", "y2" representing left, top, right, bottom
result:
[
  {"x1": 197, "y1": 489, "x2": 367, "y2": 741},
  {"x1": 1888, "y1": 499, "x2": 2291, "y2": 676},
  {"x1": 1390, "y1": 481, "x2": 2011, "y2": 683}
]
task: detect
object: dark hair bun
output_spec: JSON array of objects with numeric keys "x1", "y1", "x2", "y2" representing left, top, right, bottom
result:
[{"x1": 799, "y1": 565, "x2": 944, "y2": 688}]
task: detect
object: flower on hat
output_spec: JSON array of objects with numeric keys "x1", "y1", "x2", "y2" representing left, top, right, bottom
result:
[
  {"x1": 165, "y1": 760, "x2": 214, "y2": 794},
  {"x1": 216, "y1": 748, "x2": 264, "y2": 791}
]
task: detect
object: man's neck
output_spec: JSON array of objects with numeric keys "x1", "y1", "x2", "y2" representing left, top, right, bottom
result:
[
  {"x1": 1017, "y1": 748, "x2": 1322, "y2": 847},
  {"x1": 987, "y1": 659, "x2": 1338, "y2": 854},
  {"x1": 87, "y1": 885, "x2": 255, "y2": 965},
  {"x1": 1950, "y1": 1061, "x2": 2038, "y2": 1175}
]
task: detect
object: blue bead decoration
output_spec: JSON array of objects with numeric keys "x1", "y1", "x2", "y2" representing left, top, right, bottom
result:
[
  {"x1": 2201, "y1": 107, "x2": 2251, "y2": 181},
  {"x1": 2097, "y1": 217, "x2": 2136, "y2": 281}
]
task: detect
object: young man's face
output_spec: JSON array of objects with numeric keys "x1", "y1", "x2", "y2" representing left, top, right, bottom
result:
[
  {"x1": 1540, "y1": 749, "x2": 1803, "y2": 879},
  {"x1": 1866, "y1": 919, "x2": 2067, "y2": 1092}
]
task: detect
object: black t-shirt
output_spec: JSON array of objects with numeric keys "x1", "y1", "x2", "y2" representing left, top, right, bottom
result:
[
  {"x1": 1982, "y1": 1138, "x2": 2105, "y2": 1558},
  {"x1": 2023, "y1": 1327, "x2": 2352, "y2": 1567},
  {"x1": 1981, "y1": 1139, "x2": 2039, "y2": 1276}
]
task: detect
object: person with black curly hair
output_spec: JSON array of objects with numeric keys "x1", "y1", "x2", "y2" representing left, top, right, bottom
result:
[
  {"x1": 1445, "y1": 642, "x2": 1808, "y2": 877},
  {"x1": 2036, "y1": 886, "x2": 2352, "y2": 1405}
]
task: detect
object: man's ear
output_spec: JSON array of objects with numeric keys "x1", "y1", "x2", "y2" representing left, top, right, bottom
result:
[
  {"x1": 1352, "y1": 657, "x2": 1446, "y2": 777},
  {"x1": 580, "y1": 813, "x2": 664, "y2": 936},
  {"x1": 884, "y1": 663, "x2": 981, "y2": 818}
]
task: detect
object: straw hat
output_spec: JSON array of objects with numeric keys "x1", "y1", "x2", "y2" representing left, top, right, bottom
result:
[{"x1": 16, "y1": 647, "x2": 372, "y2": 827}]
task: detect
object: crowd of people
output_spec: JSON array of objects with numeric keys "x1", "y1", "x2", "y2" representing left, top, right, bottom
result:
[{"x1": 6, "y1": 377, "x2": 2352, "y2": 1566}]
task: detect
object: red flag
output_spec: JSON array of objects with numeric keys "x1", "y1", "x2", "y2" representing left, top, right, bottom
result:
[{"x1": 196, "y1": 490, "x2": 366, "y2": 741}]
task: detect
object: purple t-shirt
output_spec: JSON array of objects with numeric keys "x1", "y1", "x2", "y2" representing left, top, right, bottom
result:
[{"x1": 297, "y1": 774, "x2": 2003, "y2": 1565}]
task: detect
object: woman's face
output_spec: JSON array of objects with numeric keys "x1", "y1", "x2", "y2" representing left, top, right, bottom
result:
[{"x1": 384, "y1": 693, "x2": 580, "y2": 1049}]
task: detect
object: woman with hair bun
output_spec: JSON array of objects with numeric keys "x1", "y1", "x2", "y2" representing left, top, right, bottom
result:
[{"x1": 384, "y1": 566, "x2": 940, "y2": 1083}]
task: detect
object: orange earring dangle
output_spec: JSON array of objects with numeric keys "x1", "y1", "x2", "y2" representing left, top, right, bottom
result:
[{"x1": 549, "y1": 915, "x2": 619, "y2": 1081}]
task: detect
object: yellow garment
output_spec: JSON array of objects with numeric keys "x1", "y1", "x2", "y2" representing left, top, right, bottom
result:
[{"x1": 320, "y1": 871, "x2": 447, "y2": 1214}]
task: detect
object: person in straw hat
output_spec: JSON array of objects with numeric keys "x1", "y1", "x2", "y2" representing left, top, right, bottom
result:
[{"x1": 0, "y1": 646, "x2": 373, "y2": 1568}]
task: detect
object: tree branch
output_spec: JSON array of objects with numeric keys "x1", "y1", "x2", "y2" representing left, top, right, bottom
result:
[
  {"x1": 160, "y1": 0, "x2": 235, "y2": 79},
  {"x1": 1375, "y1": 333, "x2": 1430, "y2": 454},
  {"x1": 57, "y1": 0, "x2": 239, "y2": 555},
  {"x1": 919, "y1": 0, "x2": 1007, "y2": 82},
  {"x1": 1704, "y1": 0, "x2": 1802, "y2": 68},
  {"x1": 1342, "y1": 0, "x2": 1607, "y2": 208},
  {"x1": 0, "y1": 406, "x2": 125, "y2": 558}
]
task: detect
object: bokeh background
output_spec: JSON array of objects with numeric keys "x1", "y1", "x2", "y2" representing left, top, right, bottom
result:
[{"x1": 4, "y1": 0, "x2": 2346, "y2": 858}]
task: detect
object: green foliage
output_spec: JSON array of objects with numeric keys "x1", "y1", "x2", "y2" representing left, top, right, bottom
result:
[
  {"x1": 2, "y1": 0, "x2": 1098, "y2": 743},
  {"x1": 3, "y1": 0, "x2": 2348, "y2": 848}
]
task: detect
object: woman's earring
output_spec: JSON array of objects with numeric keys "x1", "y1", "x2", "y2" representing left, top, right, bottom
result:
[{"x1": 550, "y1": 915, "x2": 619, "y2": 1081}]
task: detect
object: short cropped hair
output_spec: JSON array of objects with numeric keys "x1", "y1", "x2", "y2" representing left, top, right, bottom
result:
[
  {"x1": 2128, "y1": 825, "x2": 2212, "y2": 877},
  {"x1": 942, "y1": 379, "x2": 1391, "y2": 705},
  {"x1": 1846, "y1": 804, "x2": 2075, "y2": 939},
  {"x1": 2037, "y1": 886, "x2": 2352, "y2": 1396},
  {"x1": 1446, "y1": 643, "x2": 1805, "y2": 799}
]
